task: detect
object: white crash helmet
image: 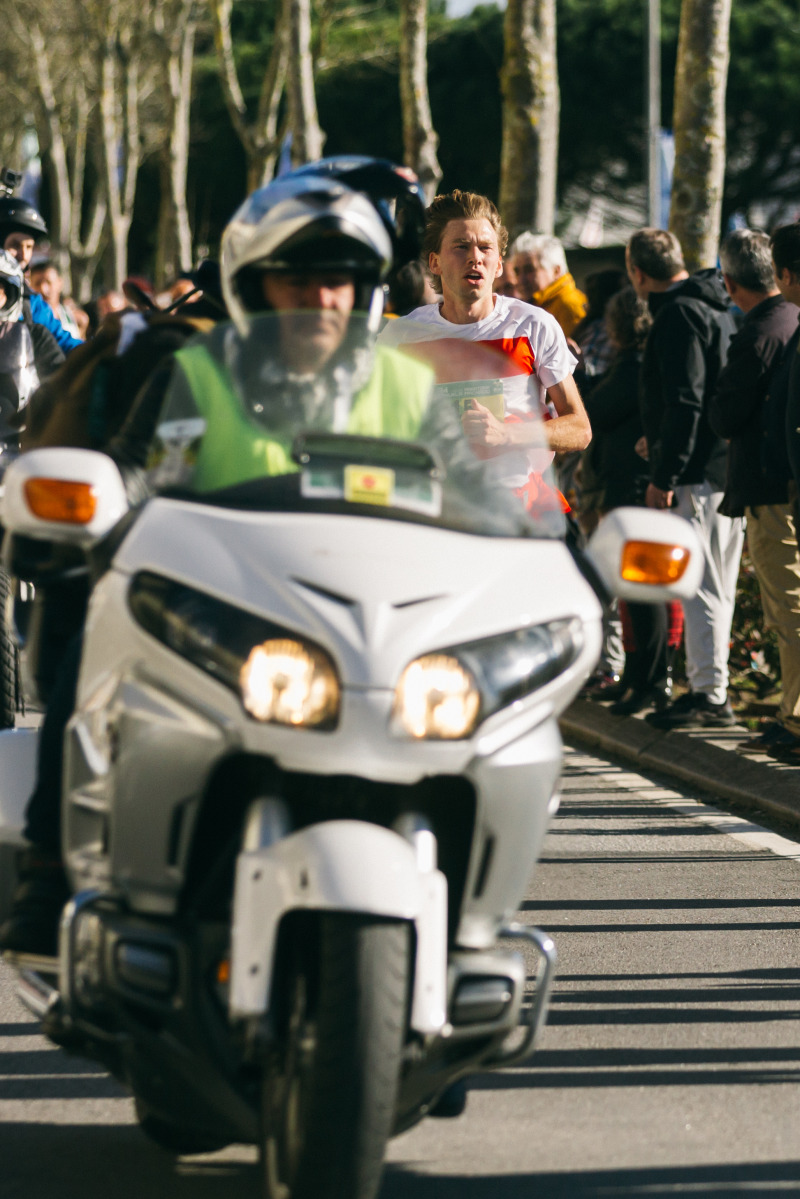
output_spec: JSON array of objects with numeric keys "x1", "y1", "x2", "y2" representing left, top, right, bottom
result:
[
  {"x1": 221, "y1": 174, "x2": 393, "y2": 335},
  {"x1": 0, "y1": 249, "x2": 24, "y2": 323}
]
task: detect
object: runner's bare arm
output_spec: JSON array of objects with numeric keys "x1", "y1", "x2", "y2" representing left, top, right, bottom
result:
[
  {"x1": 461, "y1": 375, "x2": 591, "y2": 453},
  {"x1": 542, "y1": 375, "x2": 592, "y2": 452}
]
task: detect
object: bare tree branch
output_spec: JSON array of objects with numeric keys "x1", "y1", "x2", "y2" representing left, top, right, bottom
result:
[{"x1": 208, "y1": 0, "x2": 289, "y2": 189}]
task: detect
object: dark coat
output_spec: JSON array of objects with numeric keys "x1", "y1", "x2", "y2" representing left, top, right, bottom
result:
[
  {"x1": 582, "y1": 348, "x2": 649, "y2": 510},
  {"x1": 785, "y1": 322, "x2": 800, "y2": 490},
  {"x1": 22, "y1": 298, "x2": 65, "y2": 381},
  {"x1": 709, "y1": 294, "x2": 799, "y2": 517},
  {"x1": 640, "y1": 269, "x2": 738, "y2": 492}
]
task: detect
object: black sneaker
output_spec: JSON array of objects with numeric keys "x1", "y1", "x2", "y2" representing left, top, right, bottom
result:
[
  {"x1": 645, "y1": 692, "x2": 736, "y2": 730},
  {"x1": 609, "y1": 684, "x2": 672, "y2": 717},
  {"x1": 0, "y1": 847, "x2": 69, "y2": 958},
  {"x1": 581, "y1": 672, "x2": 623, "y2": 701},
  {"x1": 735, "y1": 722, "x2": 800, "y2": 756}
]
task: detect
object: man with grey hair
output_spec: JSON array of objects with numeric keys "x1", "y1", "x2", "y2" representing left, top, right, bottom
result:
[
  {"x1": 511, "y1": 232, "x2": 587, "y2": 336},
  {"x1": 710, "y1": 228, "x2": 800, "y2": 755},
  {"x1": 626, "y1": 226, "x2": 742, "y2": 728}
]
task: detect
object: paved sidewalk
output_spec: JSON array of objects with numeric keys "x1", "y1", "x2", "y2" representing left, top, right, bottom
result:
[{"x1": 560, "y1": 698, "x2": 800, "y2": 833}]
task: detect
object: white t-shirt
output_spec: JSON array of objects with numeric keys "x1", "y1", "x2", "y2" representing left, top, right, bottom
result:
[{"x1": 379, "y1": 295, "x2": 577, "y2": 487}]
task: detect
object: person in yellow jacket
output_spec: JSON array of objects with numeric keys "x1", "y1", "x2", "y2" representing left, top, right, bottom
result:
[{"x1": 510, "y1": 232, "x2": 587, "y2": 338}]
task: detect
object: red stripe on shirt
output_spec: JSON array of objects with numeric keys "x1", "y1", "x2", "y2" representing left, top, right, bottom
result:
[{"x1": 397, "y1": 337, "x2": 534, "y2": 383}]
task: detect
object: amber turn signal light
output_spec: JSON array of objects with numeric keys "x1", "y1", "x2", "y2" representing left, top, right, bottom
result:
[
  {"x1": 24, "y1": 477, "x2": 97, "y2": 525},
  {"x1": 620, "y1": 540, "x2": 690, "y2": 584}
]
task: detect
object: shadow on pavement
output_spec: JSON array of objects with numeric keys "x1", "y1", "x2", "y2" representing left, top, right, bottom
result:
[
  {"x1": 381, "y1": 1160, "x2": 800, "y2": 1197},
  {"x1": 0, "y1": 1123, "x2": 260, "y2": 1199}
]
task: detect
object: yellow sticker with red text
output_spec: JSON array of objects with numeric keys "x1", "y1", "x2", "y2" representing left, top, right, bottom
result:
[{"x1": 343, "y1": 465, "x2": 396, "y2": 506}]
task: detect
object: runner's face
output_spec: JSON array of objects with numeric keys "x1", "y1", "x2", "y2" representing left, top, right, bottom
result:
[
  {"x1": 0, "y1": 284, "x2": 6, "y2": 310},
  {"x1": 429, "y1": 219, "x2": 502, "y2": 305},
  {"x1": 261, "y1": 272, "x2": 356, "y2": 371}
]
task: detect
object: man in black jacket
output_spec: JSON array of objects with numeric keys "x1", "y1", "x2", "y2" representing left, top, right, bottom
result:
[
  {"x1": 709, "y1": 229, "x2": 800, "y2": 756},
  {"x1": 626, "y1": 228, "x2": 743, "y2": 727},
  {"x1": 772, "y1": 225, "x2": 800, "y2": 546}
]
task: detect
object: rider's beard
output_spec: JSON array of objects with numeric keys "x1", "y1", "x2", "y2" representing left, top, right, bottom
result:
[{"x1": 278, "y1": 310, "x2": 350, "y2": 375}]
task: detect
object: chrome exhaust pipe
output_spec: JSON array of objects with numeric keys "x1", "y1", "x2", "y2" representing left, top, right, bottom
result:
[{"x1": 15, "y1": 967, "x2": 60, "y2": 1019}]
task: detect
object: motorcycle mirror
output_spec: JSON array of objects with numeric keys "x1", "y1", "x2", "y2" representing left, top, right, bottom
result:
[
  {"x1": 122, "y1": 279, "x2": 160, "y2": 312},
  {"x1": 585, "y1": 507, "x2": 703, "y2": 603}
]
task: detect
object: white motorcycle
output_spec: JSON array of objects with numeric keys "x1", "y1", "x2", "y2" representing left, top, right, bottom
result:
[{"x1": 0, "y1": 314, "x2": 700, "y2": 1198}]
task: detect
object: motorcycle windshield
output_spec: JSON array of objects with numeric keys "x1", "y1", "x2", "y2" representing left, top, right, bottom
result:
[{"x1": 150, "y1": 311, "x2": 567, "y2": 540}]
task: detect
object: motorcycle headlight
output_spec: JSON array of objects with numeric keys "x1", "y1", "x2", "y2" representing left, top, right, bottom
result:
[
  {"x1": 392, "y1": 618, "x2": 583, "y2": 740},
  {"x1": 128, "y1": 572, "x2": 340, "y2": 730},
  {"x1": 240, "y1": 639, "x2": 339, "y2": 727},
  {"x1": 392, "y1": 654, "x2": 481, "y2": 740}
]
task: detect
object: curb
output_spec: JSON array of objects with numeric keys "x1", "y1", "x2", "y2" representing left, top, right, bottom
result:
[{"x1": 560, "y1": 698, "x2": 800, "y2": 832}]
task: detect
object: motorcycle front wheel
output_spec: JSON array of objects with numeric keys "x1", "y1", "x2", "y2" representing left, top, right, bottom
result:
[
  {"x1": 0, "y1": 568, "x2": 18, "y2": 729},
  {"x1": 262, "y1": 913, "x2": 409, "y2": 1199}
]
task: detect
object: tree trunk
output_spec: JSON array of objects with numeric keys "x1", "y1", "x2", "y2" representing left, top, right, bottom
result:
[
  {"x1": 399, "y1": 0, "x2": 441, "y2": 204},
  {"x1": 669, "y1": 0, "x2": 732, "y2": 271},
  {"x1": 209, "y1": 0, "x2": 288, "y2": 191},
  {"x1": 99, "y1": 20, "x2": 139, "y2": 288},
  {"x1": 153, "y1": 1, "x2": 196, "y2": 283},
  {"x1": 24, "y1": 20, "x2": 106, "y2": 299},
  {"x1": 27, "y1": 25, "x2": 71, "y2": 276},
  {"x1": 285, "y1": 0, "x2": 324, "y2": 166},
  {"x1": 66, "y1": 82, "x2": 108, "y2": 302},
  {"x1": 499, "y1": 0, "x2": 559, "y2": 238}
]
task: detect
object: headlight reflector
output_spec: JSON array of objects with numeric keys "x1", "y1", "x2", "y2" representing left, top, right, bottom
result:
[
  {"x1": 240, "y1": 639, "x2": 339, "y2": 727},
  {"x1": 393, "y1": 654, "x2": 481, "y2": 740}
]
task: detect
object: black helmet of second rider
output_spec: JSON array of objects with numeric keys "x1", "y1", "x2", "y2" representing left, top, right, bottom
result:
[
  {"x1": 220, "y1": 158, "x2": 426, "y2": 341},
  {"x1": 0, "y1": 195, "x2": 48, "y2": 272}
]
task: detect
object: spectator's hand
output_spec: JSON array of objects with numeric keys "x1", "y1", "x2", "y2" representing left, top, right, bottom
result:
[
  {"x1": 645, "y1": 483, "x2": 674, "y2": 510},
  {"x1": 461, "y1": 400, "x2": 511, "y2": 449},
  {"x1": 635, "y1": 435, "x2": 649, "y2": 460}
]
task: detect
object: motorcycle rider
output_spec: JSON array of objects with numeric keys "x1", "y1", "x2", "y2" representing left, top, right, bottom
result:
[
  {"x1": 0, "y1": 161, "x2": 460, "y2": 957},
  {"x1": 0, "y1": 248, "x2": 39, "y2": 446},
  {"x1": 0, "y1": 194, "x2": 83, "y2": 358},
  {"x1": 110, "y1": 170, "x2": 438, "y2": 499}
]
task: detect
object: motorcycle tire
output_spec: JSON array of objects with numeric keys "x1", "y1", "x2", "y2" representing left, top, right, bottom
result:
[
  {"x1": 134, "y1": 1098, "x2": 230, "y2": 1156},
  {"x1": 262, "y1": 913, "x2": 409, "y2": 1199},
  {"x1": 0, "y1": 567, "x2": 18, "y2": 729}
]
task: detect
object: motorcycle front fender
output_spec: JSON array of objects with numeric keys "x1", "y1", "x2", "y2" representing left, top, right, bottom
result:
[{"x1": 229, "y1": 819, "x2": 448, "y2": 1034}]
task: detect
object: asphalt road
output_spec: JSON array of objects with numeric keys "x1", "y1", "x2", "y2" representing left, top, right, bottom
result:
[{"x1": 4, "y1": 742, "x2": 800, "y2": 1197}]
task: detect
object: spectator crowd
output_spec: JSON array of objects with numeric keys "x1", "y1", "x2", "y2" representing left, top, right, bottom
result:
[{"x1": 506, "y1": 221, "x2": 800, "y2": 761}]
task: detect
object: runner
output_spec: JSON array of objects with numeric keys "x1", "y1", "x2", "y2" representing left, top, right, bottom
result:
[{"x1": 379, "y1": 189, "x2": 590, "y2": 512}]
